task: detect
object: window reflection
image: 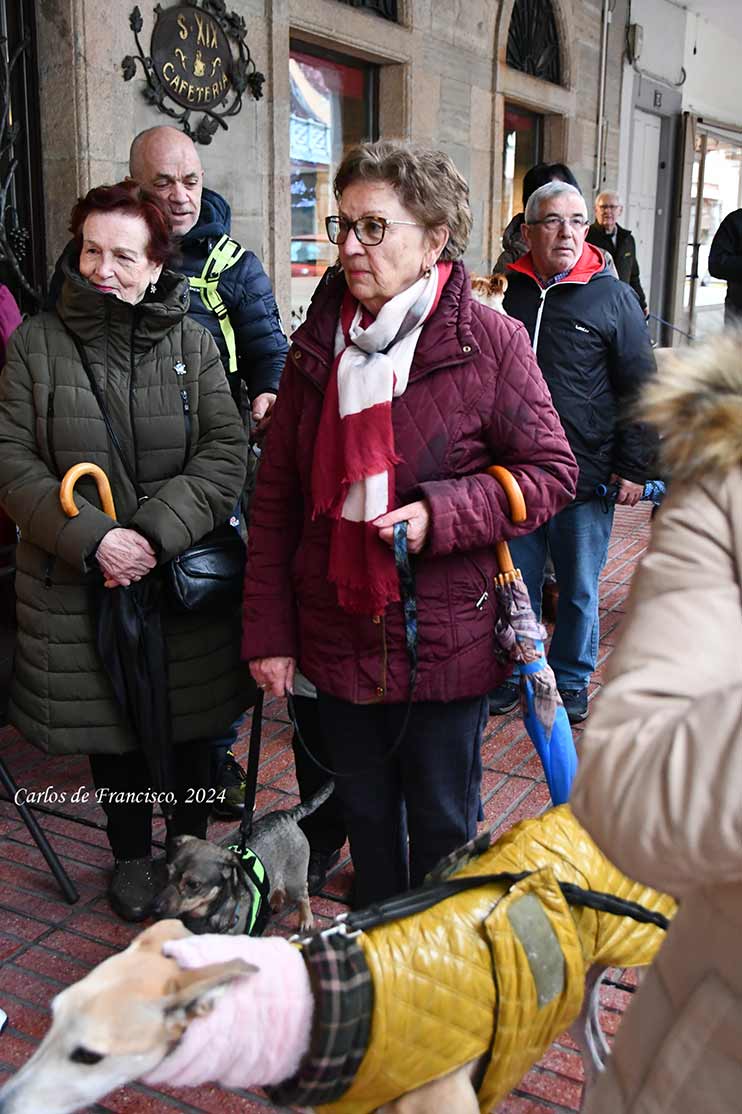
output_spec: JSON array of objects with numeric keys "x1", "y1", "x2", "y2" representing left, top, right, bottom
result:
[{"x1": 289, "y1": 47, "x2": 377, "y2": 331}]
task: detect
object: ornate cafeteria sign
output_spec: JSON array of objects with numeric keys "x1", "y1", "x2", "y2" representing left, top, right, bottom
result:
[{"x1": 122, "y1": 1, "x2": 266, "y2": 144}]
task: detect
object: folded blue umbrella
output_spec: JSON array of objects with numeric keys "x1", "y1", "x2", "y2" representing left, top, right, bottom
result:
[
  {"x1": 518, "y1": 653, "x2": 578, "y2": 806},
  {"x1": 493, "y1": 577, "x2": 578, "y2": 805},
  {"x1": 487, "y1": 464, "x2": 578, "y2": 806}
]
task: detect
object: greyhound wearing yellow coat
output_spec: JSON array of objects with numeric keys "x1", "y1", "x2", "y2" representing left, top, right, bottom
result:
[{"x1": 0, "y1": 806, "x2": 675, "y2": 1114}]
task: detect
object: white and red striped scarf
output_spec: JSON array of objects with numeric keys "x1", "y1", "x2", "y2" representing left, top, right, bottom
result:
[{"x1": 312, "y1": 262, "x2": 451, "y2": 615}]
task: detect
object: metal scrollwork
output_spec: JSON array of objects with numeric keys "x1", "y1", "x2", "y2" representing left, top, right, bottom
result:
[
  {"x1": 0, "y1": 32, "x2": 42, "y2": 305},
  {"x1": 335, "y1": 0, "x2": 398, "y2": 19},
  {"x1": 121, "y1": 2, "x2": 266, "y2": 145},
  {"x1": 507, "y1": 0, "x2": 561, "y2": 86}
]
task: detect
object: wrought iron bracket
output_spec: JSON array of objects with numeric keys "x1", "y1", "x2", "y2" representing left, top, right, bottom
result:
[{"x1": 122, "y1": 2, "x2": 266, "y2": 145}]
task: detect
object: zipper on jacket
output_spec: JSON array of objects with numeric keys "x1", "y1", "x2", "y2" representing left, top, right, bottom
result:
[
  {"x1": 378, "y1": 614, "x2": 388, "y2": 700},
  {"x1": 128, "y1": 314, "x2": 145, "y2": 503},
  {"x1": 532, "y1": 287, "x2": 549, "y2": 355},
  {"x1": 525, "y1": 271, "x2": 597, "y2": 357},
  {"x1": 179, "y1": 388, "x2": 192, "y2": 467},
  {"x1": 46, "y1": 389, "x2": 57, "y2": 474},
  {"x1": 467, "y1": 555, "x2": 491, "y2": 610}
]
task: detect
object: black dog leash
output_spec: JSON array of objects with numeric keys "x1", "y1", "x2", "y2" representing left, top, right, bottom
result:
[
  {"x1": 288, "y1": 519, "x2": 418, "y2": 778},
  {"x1": 238, "y1": 687, "x2": 265, "y2": 847}
]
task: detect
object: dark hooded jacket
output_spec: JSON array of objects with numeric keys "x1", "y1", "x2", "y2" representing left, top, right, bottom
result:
[
  {"x1": 493, "y1": 213, "x2": 528, "y2": 274},
  {"x1": 178, "y1": 188, "x2": 288, "y2": 402},
  {"x1": 504, "y1": 243, "x2": 657, "y2": 501},
  {"x1": 0, "y1": 252, "x2": 248, "y2": 755},
  {"x1": 708, "y1": 208, "x2": 742, "y2": 322},
  {"x1": 242, "y1": 262, "x2": 577, "y2": 704}
]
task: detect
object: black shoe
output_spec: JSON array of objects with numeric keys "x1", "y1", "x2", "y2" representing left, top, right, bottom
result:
[
  {"x1": 488, "y1": 681, "x2": 519, "y2": 716},
  {"x1": 559, "y1": 687, "x2": 589, "y2": 724},
  {"x1": 108, "y1": 857, "x2": 167, "y2": 922},
  {"x1": 211, "y1": 750, "x2": 247, "y2": 818},
  {"x1": 307, "y1": 848, "x2": 341, "y2": 896}
]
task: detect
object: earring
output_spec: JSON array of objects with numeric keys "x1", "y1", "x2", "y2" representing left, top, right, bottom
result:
[{"x1": 149, "y1": 281, "x2": 157, "y2": 295}]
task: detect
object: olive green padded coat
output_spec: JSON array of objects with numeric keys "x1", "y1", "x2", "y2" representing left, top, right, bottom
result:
[{"x1": 0, "y1": 258, "x2": 248, "y2": 755}]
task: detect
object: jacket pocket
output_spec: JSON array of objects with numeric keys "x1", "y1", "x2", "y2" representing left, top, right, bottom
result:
[{"x1": 629, "y1": 973, "x2": 742, "y2": 1114}]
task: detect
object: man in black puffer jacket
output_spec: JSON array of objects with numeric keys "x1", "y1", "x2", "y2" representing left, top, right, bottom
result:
[
  {"x1": 490, "y1": 182, "x2": 656, "y2": 726},
  {"x1": 130, "y1": 126, "x2": 288, "y2": 425}
]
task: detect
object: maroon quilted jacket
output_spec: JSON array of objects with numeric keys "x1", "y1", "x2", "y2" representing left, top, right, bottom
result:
[{"x1": 242, "y1": 263, "x2": 577, "y2": 703}]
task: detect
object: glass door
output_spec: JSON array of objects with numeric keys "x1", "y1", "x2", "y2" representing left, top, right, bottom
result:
[
  {"x1": 501, "y1": 103, "x2": 543, "y2": 235},
  {"x1": 289, "y1": 44, "x2": 377, "y2": 331},
  {"x1": 685, "y1": 128, "x2": 742, "y2": 339}
]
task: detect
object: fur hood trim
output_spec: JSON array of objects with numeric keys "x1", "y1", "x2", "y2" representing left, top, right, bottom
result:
[{"x1": 642, "y1": 333, "x2": 742, "y2": 484}]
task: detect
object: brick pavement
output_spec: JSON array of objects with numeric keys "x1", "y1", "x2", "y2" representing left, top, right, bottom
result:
[{"x1": 0, "y1": 504, "x2": 652, "y2": 1113}]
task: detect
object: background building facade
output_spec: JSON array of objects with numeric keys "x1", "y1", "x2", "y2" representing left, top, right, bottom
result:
[{"x1": 4, "y1": 0, "x2": 742, "y2": 342}]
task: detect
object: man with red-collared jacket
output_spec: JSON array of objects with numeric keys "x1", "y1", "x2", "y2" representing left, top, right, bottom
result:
[{"x1": 489, "y1": 181, "x2": 656, "y2": 725}]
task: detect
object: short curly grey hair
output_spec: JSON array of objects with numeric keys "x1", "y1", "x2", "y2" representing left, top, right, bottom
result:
[
  {"x1": 524, "y1": 182, "x2": 587, "y2": 224},
  {"x1": 333, "y1": 140, "x2": 472, "y2": 261}
]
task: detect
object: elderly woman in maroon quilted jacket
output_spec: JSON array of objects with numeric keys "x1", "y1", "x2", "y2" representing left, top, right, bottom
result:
[{"x1": 243, "y1": 141, "x2": 577, "y2": 906}]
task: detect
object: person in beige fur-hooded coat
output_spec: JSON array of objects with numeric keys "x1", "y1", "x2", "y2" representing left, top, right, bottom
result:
[{"x1": 571, "y1": 331, "x2": 742, "y2": 1114}]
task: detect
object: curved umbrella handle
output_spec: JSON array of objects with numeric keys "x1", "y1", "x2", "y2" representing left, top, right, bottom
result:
[
  {"x1": 487, "y1": 465, "x2": 527, "y2": 583},
  {"x1": 60, "y1": 463, "x2": 117, "y2": 520}
]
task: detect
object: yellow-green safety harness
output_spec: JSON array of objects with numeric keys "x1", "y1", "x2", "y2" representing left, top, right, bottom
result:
[{"x1": 188, "y1": 234, "x2": 246, "y2": 374}]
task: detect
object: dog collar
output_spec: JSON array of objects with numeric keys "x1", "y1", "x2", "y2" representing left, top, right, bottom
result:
[{"x1": 227, "y1": 844, "x2": 271, "y2": 935}]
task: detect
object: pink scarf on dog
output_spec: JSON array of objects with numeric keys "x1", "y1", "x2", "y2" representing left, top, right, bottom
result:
[{"x1": 143, "y1": 934, "x2": 313, "y2": 1089}]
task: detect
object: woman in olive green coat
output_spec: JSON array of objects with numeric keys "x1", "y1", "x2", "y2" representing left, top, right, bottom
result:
[{"x1": 0, "y1": 181, "x2": 247, "y2": 920}]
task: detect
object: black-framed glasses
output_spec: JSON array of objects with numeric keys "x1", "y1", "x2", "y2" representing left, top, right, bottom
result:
[
  {"x1": 325, "y1": 215, "x2": 422, "y2": 246},
  {"x1": 529, "y1": 216, "x2": 589, "y2": 231}
]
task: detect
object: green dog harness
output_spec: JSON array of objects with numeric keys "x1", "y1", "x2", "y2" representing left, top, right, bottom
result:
[
  {"x1": 227, "y1": 843, "x2": 271, "y2": 935},
  {"x1": 188, "y1": 235, "x2": 246, "y2": 374}
]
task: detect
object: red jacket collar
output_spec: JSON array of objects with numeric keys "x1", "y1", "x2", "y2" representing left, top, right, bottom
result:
[{"x1": 508, "y1": 241, "x2": 605, "y2": 286}]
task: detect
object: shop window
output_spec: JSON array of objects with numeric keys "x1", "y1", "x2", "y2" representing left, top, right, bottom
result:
[
  {"x1": 289, "y1": 44, "x2": 378, "y2": 330},
  {"x1": 507, "y1": 0, "x2": 561, "y2": 86}
]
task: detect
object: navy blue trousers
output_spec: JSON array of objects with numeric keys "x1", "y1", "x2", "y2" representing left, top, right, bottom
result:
[{"x1": 317, "y1": 693, "x2": 487, "y2": 907}]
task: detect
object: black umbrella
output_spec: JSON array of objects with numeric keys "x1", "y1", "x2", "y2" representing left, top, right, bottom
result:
[{"x1": 60, "y1": 464, "x2": 176, "y2": 817}]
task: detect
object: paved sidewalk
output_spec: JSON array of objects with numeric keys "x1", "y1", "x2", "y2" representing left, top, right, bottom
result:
[{"x1": 0, "y1": 504, "x2": 653, "y2": 1113}]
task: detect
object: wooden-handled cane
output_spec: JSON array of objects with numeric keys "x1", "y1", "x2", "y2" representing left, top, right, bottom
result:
[
  {"x1": 487, "y1": 464, "x2": 527, "y2": 585},
  {"x1": 59, "y1": 462, "x2": 117, "y2": 520}
]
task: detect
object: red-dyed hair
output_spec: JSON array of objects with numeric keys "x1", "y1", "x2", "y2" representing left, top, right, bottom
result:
[{"x1": 69, "y1": 179, "x2": 173, "y2": 265}]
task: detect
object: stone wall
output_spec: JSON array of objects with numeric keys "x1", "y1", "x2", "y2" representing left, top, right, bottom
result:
[{"x1": 34, "y1": 0, "x2": 626, "y2": 319}]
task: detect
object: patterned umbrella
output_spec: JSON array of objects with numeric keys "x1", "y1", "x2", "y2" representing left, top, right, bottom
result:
[{"x1": 488, "y1": 465, "x2": 577, "y2": 804}]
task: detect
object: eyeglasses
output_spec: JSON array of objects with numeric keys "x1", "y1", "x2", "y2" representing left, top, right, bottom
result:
[
  {"x1": 597, "y1": 204, "x2": 620, "y2": 210},
  {"x1": 325, "y1": 215, "x2": 422, "y2": 246},
  {"x1": 529, "y1": 216, "x2": 589, "y2": 231}
]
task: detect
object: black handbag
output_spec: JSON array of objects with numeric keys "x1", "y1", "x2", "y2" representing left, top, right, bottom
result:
[
  {"x1": 167, "y1": 523, "x2": 246, "y2": 613},
  {"x1": 63, "y1": 322, "x2": 246, "y2": 614}
]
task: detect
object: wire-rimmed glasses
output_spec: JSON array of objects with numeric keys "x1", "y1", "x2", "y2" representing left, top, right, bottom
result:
[{"x1": 528, "y1": 216, "x2": 590, "y2": 231}]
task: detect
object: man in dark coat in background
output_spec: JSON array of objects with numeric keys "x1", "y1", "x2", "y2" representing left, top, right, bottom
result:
[
  {"x1": 708, "y1": 206, "x2": 742, "y2": 323},
  {"x1": 587, "y1": 190, "x2": 648, "y2": 315},
  {"x1": 130, "y1": 126, "x2": 289, "y2": 812},
  {"x1": 490, "y1": 182, "x2": 656, "y2": 725}
]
